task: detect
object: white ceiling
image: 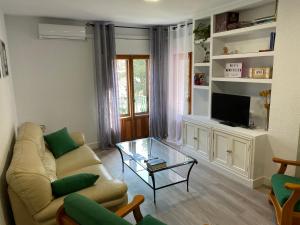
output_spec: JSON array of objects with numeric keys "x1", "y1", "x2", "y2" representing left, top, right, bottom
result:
[{"x1": 0, "y1": 0, "x2": 240, "y2": 25}]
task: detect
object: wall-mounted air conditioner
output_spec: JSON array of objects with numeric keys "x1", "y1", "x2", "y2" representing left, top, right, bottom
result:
[{"x1": 38, "y1": 24, "x2": 86, "y2": 40}]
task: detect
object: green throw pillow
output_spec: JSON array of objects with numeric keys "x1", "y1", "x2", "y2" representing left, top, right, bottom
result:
[
  {"x1": 64, "y1": 193, "x2": 132, "y2": 225},
  {"x1": 51, "y1": 173, "x2": 99, "y2": 197},
  {"x1": 44, "y1": 127, "x2": 79, "y2": 158}
]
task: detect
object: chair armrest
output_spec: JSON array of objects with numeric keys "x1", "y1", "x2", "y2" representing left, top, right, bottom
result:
[
  {"x1": 272, "y1": 157, "x2": 300, "y2": 174},
  {"x1": 70, "y1": 132, "x2": 85, "y2": 146},
  {"x1": 285, "y1": 183, "x2": 300, "y2": 191},
  {"x1": 115, "y1": 195, "x2": 144, "y2": 223}
]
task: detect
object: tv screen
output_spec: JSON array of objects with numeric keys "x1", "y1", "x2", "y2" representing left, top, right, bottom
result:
[{"x1": 212, "y1": 93, "x2": 250, "y2": 127}]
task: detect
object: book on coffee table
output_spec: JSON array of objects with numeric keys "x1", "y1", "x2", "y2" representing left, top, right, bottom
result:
[{"x1": 146, "y1": 158, "x2": 167, "y2": 171}]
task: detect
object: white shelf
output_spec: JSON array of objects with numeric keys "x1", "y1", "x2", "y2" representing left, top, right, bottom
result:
[
  {"x1": 212, "y1": 77, "x2": 272, "y2": 84},
  {"x1": 212, "y1": 51, "x2": 274, "y2": 60},
  {"x1": 195, "y1": 38, "x2": 211, "y2": 44},
  {"x1": 194, "y1": 62, "x2": 210, "y2": 67},
  {"x1": 212, "y1": 22, "x2": 276, "y2": 38},
  {"x1": 193, "y1": 85, "x2": 209, "y2": 90}
]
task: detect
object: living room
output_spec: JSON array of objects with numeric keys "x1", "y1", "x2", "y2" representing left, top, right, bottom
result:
[{"x1": 0, "y1": 0, "x2": 300, "y2": 225}]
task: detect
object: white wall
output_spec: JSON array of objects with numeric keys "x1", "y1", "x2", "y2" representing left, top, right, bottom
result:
[
  {"x1": 5, "y1": 15, "x2": 150, "y2": 146},
  {"x1": 0, "y1": 10, "x2": 17, "y2": 225},
  {"x1": 265, "y1": 0, "x2": 300, "y2": 178}
]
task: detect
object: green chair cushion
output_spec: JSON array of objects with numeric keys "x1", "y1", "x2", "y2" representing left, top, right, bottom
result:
[
  {"x1": 52, "y1": 173, "x2": 99, "y2": 197},
  {"x1": 44, "y1": 127, "x2": 79, "y2": 158},
  {"x1": 137, "y1": 215, "x2": 167, "y2": 225},
  {"x1": 271, "y1": 174, "x2": 300, "y2": 211},
  {"x1": 64, "y1": 193, "x2": 132, "y2": 225}
]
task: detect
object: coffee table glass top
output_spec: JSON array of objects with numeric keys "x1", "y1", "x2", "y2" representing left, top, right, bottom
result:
[{"x1": 116, "y1": 137, "x2": 195, "y2": 172}]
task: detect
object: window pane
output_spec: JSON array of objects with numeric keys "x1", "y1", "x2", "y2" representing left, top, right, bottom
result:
[
  {"x1": 116, "y1": 59, "x2": 129, "y2": 115},
  {"x1": 133, "y1": 59, "x2": 148, "y2": 114}
]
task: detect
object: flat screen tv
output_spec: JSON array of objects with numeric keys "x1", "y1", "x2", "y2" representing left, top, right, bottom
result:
[{"x1": 211, "y1": 93, "x2": 250, "y2": 127}]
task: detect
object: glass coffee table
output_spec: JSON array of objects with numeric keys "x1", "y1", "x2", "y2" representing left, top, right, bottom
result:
[{"x1": 116, "y1": 137, "x2": 197, "y2": 203}]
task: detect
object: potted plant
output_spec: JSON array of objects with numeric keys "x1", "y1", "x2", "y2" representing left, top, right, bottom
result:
[{"x1": 193, "y1": 23, "x2": 211, "y2": 62}]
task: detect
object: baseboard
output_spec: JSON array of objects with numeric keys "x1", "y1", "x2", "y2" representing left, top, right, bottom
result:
[
  {"x1": 87, "y1": 142, "x2": 100, "y2": 150},
  {"x1": 263, "y1": 176, "x2": 271, "y2": 187}
]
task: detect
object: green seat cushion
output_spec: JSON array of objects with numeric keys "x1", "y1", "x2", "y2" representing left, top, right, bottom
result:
[
  {"x1": 271, "y1": 174, "x2": 300, "y2": 211},
  {"x1": 137, "y1": 215, "x2": 167, "y2": 225},
  {"x1": 44, "y1": 127, "x2": 79, "y2": 158},
  {"x1": 64, "y1": 193, "x2": 132, "y2": 225},
  {"x1": 51, "y1": 173, "x2": 99, "y2": 197}
]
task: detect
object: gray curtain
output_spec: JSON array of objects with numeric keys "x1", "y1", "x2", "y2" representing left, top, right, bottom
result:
[
  {"x1": 149, "y1": 26, "x2": 169, "y2": 138},
  {"x1": 94, "y1": 22, "x2": 121, "y2": 148}
]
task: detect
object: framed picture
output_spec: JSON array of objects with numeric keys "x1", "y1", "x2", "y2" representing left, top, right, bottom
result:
[{"x1": 0, "y1": 40, "x2": 9, "y2": 77}]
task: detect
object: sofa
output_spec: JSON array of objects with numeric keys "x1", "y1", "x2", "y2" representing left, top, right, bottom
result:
[{"x1": 6, "y1": 122, "x2": 128, "y2": 225}]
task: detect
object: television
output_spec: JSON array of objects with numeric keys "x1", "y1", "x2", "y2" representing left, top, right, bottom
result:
[{"x1": 211, "y1": 93, "x2": 250, "y2": 127}]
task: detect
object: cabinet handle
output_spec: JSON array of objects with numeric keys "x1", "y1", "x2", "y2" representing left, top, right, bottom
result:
[
  {"x1": 227, "y1": 150, "x2": 232, "y2": 153},
  {"x1": 193, "y1": 137, "x2": 198, "y2": 140}
]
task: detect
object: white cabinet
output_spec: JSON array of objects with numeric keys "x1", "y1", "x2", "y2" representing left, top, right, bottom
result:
[
  {"x1": 183, "y1": 122, "x2": 210, "y2": 160},
  {"x1": 182, "y1": 115, "x2": 267, "y2": 188},
  {"x1": 213, "y1": 130, "x2": 251, "y2": 177}
]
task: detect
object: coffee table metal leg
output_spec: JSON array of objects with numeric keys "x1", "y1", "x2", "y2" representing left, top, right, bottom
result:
[
  {"x1": 186, "y1": 161, "x2": 197, "y2": 192},
  {"x1": 116, "y1": 148, "x2": 125, "y2": 173},
  {"x1": 150, "y1": 173, "x2": 156, "y2": 204}
]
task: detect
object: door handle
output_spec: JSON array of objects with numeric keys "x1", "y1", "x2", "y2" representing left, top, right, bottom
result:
[
  {"x1": 226, "y1": 150, "x2": 232, "y2": 153},
  {"x1": 193, "y1": 137, "x2": 198, "y2": 140}
]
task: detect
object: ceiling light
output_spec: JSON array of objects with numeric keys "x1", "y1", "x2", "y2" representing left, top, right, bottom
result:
[{"x1": 144, "y1": 0, "x2": 160, "y2": 2}]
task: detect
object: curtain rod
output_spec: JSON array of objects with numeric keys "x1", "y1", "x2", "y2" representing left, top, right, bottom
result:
[{"x1": 86, "y1": 23, "x2": 192, "y2": 30}]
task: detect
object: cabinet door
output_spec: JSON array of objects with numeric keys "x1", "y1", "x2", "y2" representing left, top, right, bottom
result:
[
  {"x1": 196, "y1": 126, "x2": 210, "y2": 159},
  {"x1": 230, "y1": 136, "x2": 251, "y2": 176},
  {"x1": 213, "y1": 131, "x2": 231, "y2": 166},
  {"x1": 183, "y1": 122, "x2": 198, "y2": 150}
]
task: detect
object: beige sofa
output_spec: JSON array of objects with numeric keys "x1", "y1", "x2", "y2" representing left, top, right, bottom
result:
[{"x1": 6, "y1": 122, "x2": 128, "y2": 225}]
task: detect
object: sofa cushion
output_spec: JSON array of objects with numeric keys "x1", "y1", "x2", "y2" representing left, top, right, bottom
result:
[
  {"x1": 44, "y1": 128, "x2": 79, "y2": 158},
  {"x1": 17, "y1": 122, "x2": 46, "y2": 157},
  {"x1": 137, "y1": 215, "x2": 167, "y2": 225},
  {"x1": 58, "y1": 164, "x2": 112, "y2": 181},
  {"x1": 271, "y1": 174, "x2": 300, "y2": 211},
  {"x1": 52, "y1": 173, "x2": 99, "y2": 197},
  {"x1": 42, "y1": 148, "x2": 57, "y2": 182},
  {"x1": 56, "y1": 145, "x2": 101, "y2": 176},
  {"x1": 64, "y1": 193, "x2": 132, "y2": 225},
  {"x1": 6, "y1": 140, "x2": 53, "y2": 215}
]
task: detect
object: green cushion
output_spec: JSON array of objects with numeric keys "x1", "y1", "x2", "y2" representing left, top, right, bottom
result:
[
  {"x1": 51, "y1": 173, "x2": 99, "y2": 197},
  {"x1": 271, "y1": 174, "x2": 300, "y2": 211},
  {"x1": 44, "y1": 127, "x2": 79, "y2": 158},
  {"x1": 137, "y1": 215, "x2": 167, "y2": 225},
  {"x1": 64, "y1": 193, "x2": 132, "y2": 225}
]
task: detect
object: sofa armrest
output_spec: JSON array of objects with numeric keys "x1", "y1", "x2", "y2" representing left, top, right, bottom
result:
[{"x1": 70, "y1": 132, "x2": 85, "y2": 146}]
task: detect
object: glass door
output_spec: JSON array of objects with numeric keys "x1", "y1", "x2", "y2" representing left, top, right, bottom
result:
[{"x1": 116, "y1": 55, "x2": 150, "y2": 141}]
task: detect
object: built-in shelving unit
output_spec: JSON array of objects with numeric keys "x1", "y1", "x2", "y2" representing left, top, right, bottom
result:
[
  {"x1": 194, "y1": 62, "x2": 210, "y2": 67},
  {"x1": 211, "y1": 77, "x2": 272, "y2": 84},
  {"x1": 212, "y1": 51, "x2": 274, "y2": 60},
  {"x1": 212, "y1": 22, "x2": 276, "y2": 38},
  {"x1": 191, "y1": 1, "x2": 276, "y2": 130},
  {"x1": 193, "y1": 85, "x2": 209, "y2": 90}
]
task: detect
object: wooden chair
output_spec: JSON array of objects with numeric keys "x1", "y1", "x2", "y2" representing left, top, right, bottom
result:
[
  {"x1": 56, "y1": 194, "x2": 166, "y2": 225},
  {"x1": 269, "y1": 157, "x2": 300, "y2": 225}
]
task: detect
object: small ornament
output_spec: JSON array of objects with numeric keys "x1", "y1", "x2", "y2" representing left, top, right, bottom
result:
[
  {"x1": 259, "y1": 89, "x2": 271, "y2": 130},
  {"x1": 223, "y1": 47, "x2": 229, "y2": 55}
]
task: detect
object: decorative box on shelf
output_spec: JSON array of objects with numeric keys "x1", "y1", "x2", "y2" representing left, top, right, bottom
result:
[
  {"x1": 249, "y1": 67, "x2": 272, "y2": 79},
  {"x1": 224, "y1": 63, "x2": 243, "y2": 78}
]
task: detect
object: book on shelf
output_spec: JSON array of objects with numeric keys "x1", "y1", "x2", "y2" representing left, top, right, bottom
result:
[
  {"x1": 145, "y1": 158, "x2": 167, "y2": 171},
  {"x1": 269, "y1": 32, "x2": 276, "y2": 50}
]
